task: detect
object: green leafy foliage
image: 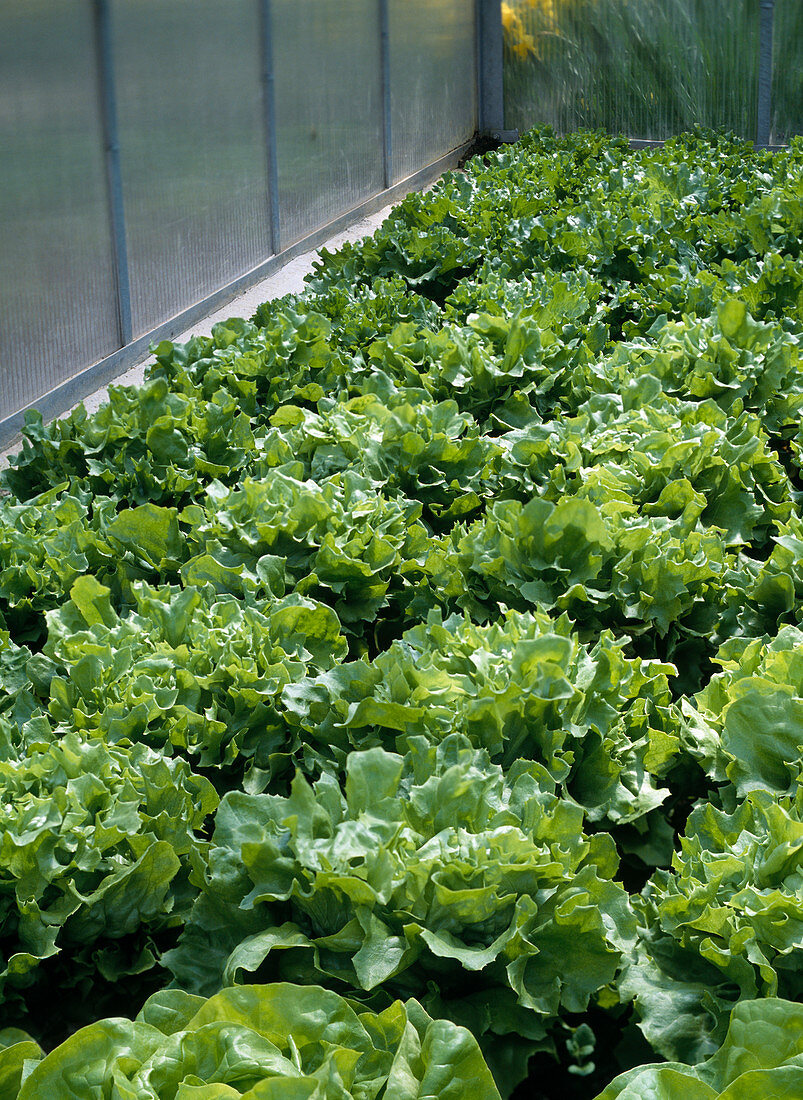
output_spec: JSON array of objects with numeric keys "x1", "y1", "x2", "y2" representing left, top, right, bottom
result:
[
  {"x1": 179, "y1": 470, "x2": 427, "y2": 634},
  {"x1": 622, "y1": 788, "x2": 803, "y2": 1063},
  {"x1": 594, "y1": 998, "x2": 803, "y2": 1099},
  {"x1": 281, "y1": 607, "x2": 681, "y2": 827},
  {"x1": 0, "y1": 128, "x2": 802, "y2": 1098},
  {"x1": 690, "y1": 626, "x2": 803, "y2": 796},
  {"x1": 166, "y1": 735, "x2": 635, "y2": 1090},
  {"x1": 0, "y1": 723, "x2": 216, "y2": 1033},
  {"x1": 44, "y1": 576, "x2": 347, "y2": 786},
  {"x1": 2, "y1": 984, "x2": 502, "y2": 1099},
  {"x1": 4, "y1": 378, "x2": 258, "y2": 505}
]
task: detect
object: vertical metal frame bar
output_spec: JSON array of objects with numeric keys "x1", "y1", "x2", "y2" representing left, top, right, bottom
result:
[
  {"x1": 92, "y1": 0, "x2": 132, "y2": 346},
  {"x1": 379, "y1": 0, "x2": 392, "y2": 188},
  {"x1": 757, "y1": 0, "x2": 775, "y2": 146},
  {"x1": 482, "y1": 0, "x2": 505, "y2": 135},
  {"x1": 259, "y1": 0, "x2": 282, "y2": 254},
  {"x1": 474, "y1": 0, "x2": 482, "y2": 131},
  {"x1": 477, "y1": 0, "x2": 515, "y2": 140},
  {"x1": 475, "y1": 0, "x2": 485, "y2": 131}
]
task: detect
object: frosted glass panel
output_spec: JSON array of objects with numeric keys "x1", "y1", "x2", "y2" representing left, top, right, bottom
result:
[
  {"x1": 111, "y1": 0, "x2": 272, "y2": 337},
  {"x1": 773, "y1": 0, "x2": 803, "y2": 142},
  {"x1": 0, "y1": 1, "x2": 119, "y2": 419},
  {"x1": 1, "y1": 0, "x2": 491, "y2": 436},
  {"x1": 272, "y1": 0, "x2": 384, "y2": 247},
  {"x1": 389, "y1": 0, "x2": 477, "y2": 183},
  {"x1": 504, "y1": 0, "x2": 760, "y2": 141}
]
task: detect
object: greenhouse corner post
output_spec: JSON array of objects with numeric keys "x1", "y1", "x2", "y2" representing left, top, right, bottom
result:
[
  {"x1": 92, "y1": 0, "x2": 132, "y2": 348},
  {"x1": 477, "y1": 0, "x2": 516, "y2": 141},
  {"x1": 757, "y1": 0, "x2": 775, "y2": 147}
]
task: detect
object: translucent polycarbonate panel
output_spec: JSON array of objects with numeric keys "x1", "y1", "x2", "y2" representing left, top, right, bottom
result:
[
  {"x1": 389, "y1": 0, "x2": 477, "y2": 183},
  {"x1": 111, "y1": 0, "x2": 272, "y2": 337},
  {"x1": 0, "y1": 2, "x2": 119, "y2": 420},
  {"x1": 773, "y1": 0, "x2": 803, "y2": 142},
  {"x1": 272, "y1": 0, "x2": 384, "y2": 247},
  {"x1": 504, "y1": 0, "x2": 759, "y2": 141}
]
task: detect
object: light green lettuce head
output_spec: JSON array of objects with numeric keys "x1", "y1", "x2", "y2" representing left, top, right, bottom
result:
[
  {"x1": 44, "y1": 575, "x2": 347, "y2": 784},
  {"x1": 1, "y1": 983, "x2": 501, "y2": 1099},
  {"x1": 690, "y1": 625, "x2": 803, "y2": 797},
  {"x1": 595, "y1": 998, "x2": 803, "y2": 1099},
  {"x1": 282, "y1": 607, "x2": 680, "y2": 828},
  {"x1": 0, "y1": 724, "x2": 217, "y2": 1029},
  {"x1": 621, "y1": 787, "x2": 803, "y2": 1063},
  {"x1": 167, "y1": 735, "x2": 635, "y2": 1095}
]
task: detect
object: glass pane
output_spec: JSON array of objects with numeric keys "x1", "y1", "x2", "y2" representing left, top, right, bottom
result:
[
  {"x1": 773, "y1": 0, "x2": 803, "y2": 142},
  {"x1": 272, "y1": 0, "x2": 384, "y2": 247},
  {"x1": 0, "y1": 0, "x2": 119, "y2": 421},
  {"x1": 389, "y1": 0, "x2": 478, "y2": 183},
  {"x1": 111, "y1": 0, "x2": 272, "y2": 337},
  {"x1": 504, "y1": 0, "x2": 759, "y2": 142}
]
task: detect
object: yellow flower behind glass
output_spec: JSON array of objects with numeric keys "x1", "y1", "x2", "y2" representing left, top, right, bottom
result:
[
  {"x1": 525, "y1": 0, "x2": 557, "y2": 30},
  {"x1": 502, "y1": 1, "x2": 538, "y2": 60},
  {"x1": 512, "y1": 32, "x2": 537, "y2": 59}
]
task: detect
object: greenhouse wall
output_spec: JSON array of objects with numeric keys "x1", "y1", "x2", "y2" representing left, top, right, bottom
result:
[
  {"x1": 0, "y1": 0, "x2": 478, "y2": 437},
  {"x1": 503, "y1": 0, "x2": 802, "y2": 144},
  {"x1": 4, "y1": 0, "x2": 799, "y2": 444}
]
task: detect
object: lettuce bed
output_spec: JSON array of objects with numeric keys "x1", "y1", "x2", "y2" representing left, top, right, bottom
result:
[{"x1": 1, "y1": 128, "x2": 802, "y2": 1098}]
